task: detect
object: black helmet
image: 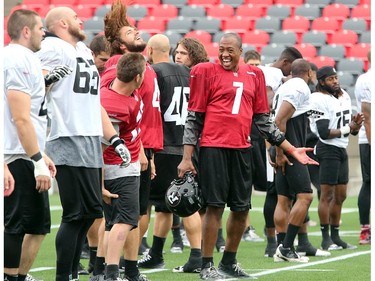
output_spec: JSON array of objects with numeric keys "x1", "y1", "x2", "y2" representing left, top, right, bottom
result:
[{"x1": 165, "y1": 172, "x2": 202, "y2": 217}]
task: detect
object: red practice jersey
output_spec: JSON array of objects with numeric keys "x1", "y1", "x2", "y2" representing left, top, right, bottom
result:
[
  {"x1": 101, "y1": 55, "x2": 163, "y2": 151},
  {"x1": 101, "y1": 86, "x2": 142, "y2": 165},
  {"x1": 188, "y1": 62, "x2": 269, "y2": 148}
]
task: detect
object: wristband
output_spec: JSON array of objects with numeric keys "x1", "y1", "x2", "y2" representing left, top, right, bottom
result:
[
  {"x1": 31, "y1": 152, "x2": 43, "y2": 162},
  {"x1": 340, "y1": 125, "x2": 350, "y2": 137},
  {"x1": 286, "y1": 146, "x2": 296, "y2": 155}
]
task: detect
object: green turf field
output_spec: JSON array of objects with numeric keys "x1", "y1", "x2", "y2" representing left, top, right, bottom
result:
[{"x1": 29, "y1": 193, "x2": 371, "y2": 281}]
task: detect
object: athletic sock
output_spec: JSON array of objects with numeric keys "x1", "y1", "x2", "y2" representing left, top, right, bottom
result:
[
  {"x1": 105, "y1": 264, "x2": 119, "y2": 279},
  {"x1": 283, "y1": 224, "x2": 300, "y2": 249},
  {"x1": 124, "y1": 260, "x2": 138, "y2": 279},
  {"x1": 93, "y1": 256, "x2": 105, "y2": 275},
  {"x1": 202, "y1": 257, "x2": 214, "y2": 269},
  {"x1": 221, "y1": 251, "x2": 236, "y2": 265},
  {"x1": 150, "y1": 236, "x2": 166, "y2": 258}
]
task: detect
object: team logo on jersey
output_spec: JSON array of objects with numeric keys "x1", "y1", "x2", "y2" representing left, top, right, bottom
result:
[{"x1": 246, "y1": 71, "x2": 256, "y2": 76}]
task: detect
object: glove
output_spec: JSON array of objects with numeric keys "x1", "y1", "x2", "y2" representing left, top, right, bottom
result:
[
  {"x1": 45, "y1": 65, "x2": 73, "y2": 87},
  {"x1": 110, "y1": 135, "x2": 131, "y2": 168}
]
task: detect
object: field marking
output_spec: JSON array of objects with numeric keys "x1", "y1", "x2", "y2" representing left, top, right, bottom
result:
[
  {"x1": 49, "y1": 206, "x2": 359, "y2": 214},
  {"x1": 29, "y1": 267, "x2": 55, "y2": 272},
  {"x1": 251, "y1": 250, "x2": 370, "y2": 277}
]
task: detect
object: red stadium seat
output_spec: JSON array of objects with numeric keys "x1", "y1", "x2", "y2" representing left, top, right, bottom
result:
[
  {"x1": 346, "y1": 43, "x2": 371, "y2": 60},
  {"x1": 242, "y1": 30, "x2": 270, "y2": 50},
  {"x1": 149, "y1": 4, "x2": 178, "y2": 20},
  {"x1": 23, "y1": 0, "x2": 49, "y2": 4},
  {"x1": 311, "y1": 17, "x2": 340, "y2": 42},
  {"x1": 78, "y1": 0, "x2": 105, "y2": 5},
  {"x1": 136, "y1": 16, "x2": 166, "y2": 34},
  {"x1": 310, "y1": 56, "x2": 336, "y2": 69},
  {"x1": 184, "y1": 30, "x2": 212, "y2": 44},
  {"x1": 207, "y1": 4, "x2": 235, "y2": 19},
  {"x1": 132, "y1": 0, "x2": 161, "y2": 6},
  {"x1": 293, "y1": 43, "x2": 317, "y2": 60},
  {"x1": 282, "y1": 16, "x2": 310, "y2": 43},
  {"x1": 221, "y1": 16, "x2": 254, "y2": 35},
  {"x1": 351, "y1": 5, "x2": 371, "y2": 28},
  {"x1": 244, "y1": 0, "x2": 273, "y2": 14},
  {"x1": 205, "y1": 42, "x2": 220, "y2": 59},
  {"x1": 236, "y1": 4, "x2": 265, "y2": 19},
  {"x1": 322, "y1": 3, "x2": 350, "y2": 25},
  {"x1": 75, "y1": 5, "x2": 96, "y2": 20},
  {"x1": 50, "y1": 0, "x2": 78, "y2": 5},
  {"x1": 328, "y1": 29, "x2": 358, "y2": 48},
  {"x1": 188, "y1": 0, "x2": 219, "y2": 7}
]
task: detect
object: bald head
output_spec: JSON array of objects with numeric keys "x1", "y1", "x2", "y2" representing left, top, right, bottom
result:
[
  {"x1": 45, "y1": 6, "x2": 85, "y2": 44},
  {"x1": 147, "y1": 34, "x2": 171, "y2": 64},
  {"x1": 148, "y1": 34, "x2": 170, "y2": 53},
  {"x1": 45, "y1": 7, "x2": 73, "y2": 31}
]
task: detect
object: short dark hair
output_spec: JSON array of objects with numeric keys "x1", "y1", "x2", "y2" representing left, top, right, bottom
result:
[
  {"x1": 309, "y1": 62, "x2": 318, "y2": 72},
  {"x1": 291, "y1": 59, "x2": 311, "y2": 77},
  {"x1": 116, "y1": 53, "x2": 145, "y2": 83},
  {"x1": 7, "y1": 9, "x2": 40, "y2": 40},
  {"x1": 89, "y1": 34, "x2": 110, "y2": 56},
  {"x1": 221, "y1": 32, "x2": 242, "y2": 48},
  {"x1": 279, "y1": 47, "x2": 303, "y2": 62}
]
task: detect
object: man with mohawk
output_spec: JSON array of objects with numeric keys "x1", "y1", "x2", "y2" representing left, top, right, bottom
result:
[{"x1": 91, "y1": 1, "x2": 163, "y2": 281}]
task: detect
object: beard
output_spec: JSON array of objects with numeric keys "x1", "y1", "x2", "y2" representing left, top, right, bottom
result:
[
  {"x1": 322, "y1": 83, "x2": 341, "y2": 97},
  {"x1": 68, "y1": 24, "x2": 86, "y2": 42},
  {"x1": 123, "y1": 40, "x2": 147, "y2": 53}
]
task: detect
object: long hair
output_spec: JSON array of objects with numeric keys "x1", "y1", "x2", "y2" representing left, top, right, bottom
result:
[{"x1": 104, "y1": 0, "x2": 133, "y2": 55}]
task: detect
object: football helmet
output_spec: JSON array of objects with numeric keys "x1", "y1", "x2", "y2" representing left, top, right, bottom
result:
[{"x1": 165, "y1": 172, "x2": 202, "y2": 217}]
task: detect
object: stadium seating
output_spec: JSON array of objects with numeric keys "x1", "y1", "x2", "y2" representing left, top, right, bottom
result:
[
  {"x1": 304, "y1": 0, "x2": 331, "y2": 8},
  {"x1": 322, "y1": 3, "x2": 350, "y2": 24},
  {"x1": 193, "y1": 17, "x2": 222, "y2": 34},
  {"x1": 235, "y1": 4, "x2": 265, "y2": 19},
  {"x1": 337, "y1": 71, "x2": 355, "y2": 88},
  {"x1": 346, "y1": 43, "x2": 371, "y2": 59},
  {"x1": 319, "y1": 44, "x2": 346, "y2": 61},
  {"x1": 242, "y1": 30, "x2": 270, "y2": 50},
  {"x1": 162, "y1": 0, "x2": 187, "y2": 8},
  {"x1": 282, "y1": 16, "x2": 310, "y2": 42},
  {"x1": 166, "y1": 17, "x2": 194, "y2": 34},
  {"x1": 206, "y1": 4, "x2": 235, "y2": 19},
  {"x1": 184, "y1": 30, "x2": 212, "y2": 44},
  {"x1": 270, "y1": 31, "x2": 298, "y2": 46},
  {"x1": 221, "y1": 0, "x2": 244, "y2": 8},
  {"x1": 221, "y1": 16, "x2": 254, "y2": 35},
  {"x1": 179, "y1": 5, "x2": 206, "y2": 19},
  {"x1": 294, "y1": 4, "x2": 320, "y2": 20},
  {"x1": 149, "y1": 4, "x2": 178, "y2": 20},
  {"x1": 301, "y1": 31, "x2": 327, "y2": 47},
  {"x1": 266, "y1": 4, "x2": 292, "y2": 20},
  {"x1": 127, "y1": 5, "x2": 148, "y2": 20},
  {"x1": 310, "y1": 56, "x2": 336, "y2": 68},
  {"x1": 137, "y1": 16, "x2": 166, "y2": 34},
  {"x1": 293, "y1": 43, "x2": 317, "y2": 60},
  {"x1": 255, "y1": 16, "x2": 281, "y2": 34},
  {"x1": 337, "y1": 58, "x2": 364, "y2": 75},
  {"x1": 342, "y1": 18, "x2": 368, "y2": 34},
  {"x1": 328, "y1": 29, "x2": 358, "y2": 47}
]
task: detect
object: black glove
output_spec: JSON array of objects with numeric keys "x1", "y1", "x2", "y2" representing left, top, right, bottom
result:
[
  {"x1": 45, "y1": 65, "x2": 73, "y2": 87},
  {"x1": 110, "y1": 135, "x2": 131, "y2": 167}
]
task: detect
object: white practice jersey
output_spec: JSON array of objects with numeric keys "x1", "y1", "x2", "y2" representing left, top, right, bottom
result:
[
  {"x1": 310, "y1": 89, "x2": 352, "y2": 148},
  {"x1": 37, "y1": 37, "x2": 102, "y2": 140},
  {"x1": 354, "y1": 68, "x2": 372, "y2": 144},
  {"x1": 272, "y1": 77, "x2": 310, "y2": 119},
  {"x1": 258, "y1": 65, "x2": 284, "y2": 92},
  {"x1": 4, "y1": 44, "x2": 47, "y2": 155}
]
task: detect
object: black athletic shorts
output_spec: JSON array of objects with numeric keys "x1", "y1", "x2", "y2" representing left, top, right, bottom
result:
[
  {"x1": 56, "y1": 165, "x2": 103, "y2": 222},
  {"x1": 139, "y1": 148, "x2": 153, "y2": 216},
  {"x1": 316, "y1": 141, "x2": 349, "y2": 185},
  {"x1": 199, "y1": 147, "x2": 252, "y2": 211},
  {"x1": 103, "y1": 176, "x2": 140, "y2": 231},
  {"x1": 275, "y1": 156, "x2": 313, "y2": 197},
  {"x1": 149, "y1": 153, "x2": 182, "y2": 213},
  {"x1": 4, "y1": 159, "x2": 51, "y2": 235}
]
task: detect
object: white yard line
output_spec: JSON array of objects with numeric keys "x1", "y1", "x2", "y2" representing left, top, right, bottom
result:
[{"x1": 251, "y1": 250, "x2": 370, "y2": 277}]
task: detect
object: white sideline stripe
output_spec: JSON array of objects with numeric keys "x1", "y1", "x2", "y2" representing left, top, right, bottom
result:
[
  {"x1": 251, "y1": 250, "x2": 370, "y2": 277},
  {"x1": 29, "y1": 267, "x2": 55, "y2": 272},
  {"x1": 50, "y1": 206, "x2": 359, "y2": 214},
  {"x1": 28, "y1": 251, "x2": 370, "y2": 275}
]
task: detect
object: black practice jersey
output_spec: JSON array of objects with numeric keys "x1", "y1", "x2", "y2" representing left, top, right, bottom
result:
[{"x1": 152, "y1": 62, "x2": 191, "y2": 147}]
